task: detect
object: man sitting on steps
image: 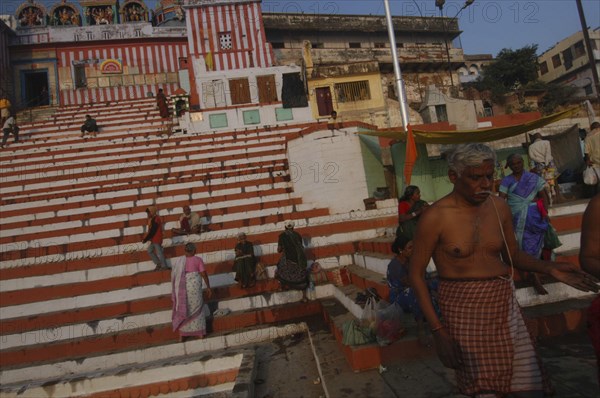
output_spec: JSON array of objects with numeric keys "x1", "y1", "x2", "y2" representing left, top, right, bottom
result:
[
  {"x1": 172, "y1": 205, "x2": 210, "y2": 236},
  {"x1": 81, "y1": 114, "x2": 98, "y2": 138}
]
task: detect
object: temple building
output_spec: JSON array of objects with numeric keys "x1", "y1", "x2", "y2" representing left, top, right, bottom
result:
[{"x1": 1, "y1": 0, "x2": 468, "y2": 132}]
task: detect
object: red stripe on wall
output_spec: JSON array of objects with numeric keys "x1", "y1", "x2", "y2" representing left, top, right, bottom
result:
[{"x1": 242, "y1": 4, "x2": 252, "y2": 68}]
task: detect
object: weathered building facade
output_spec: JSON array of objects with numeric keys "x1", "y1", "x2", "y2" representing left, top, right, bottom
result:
[
  {"x1": 538, "y1": 28, "x2": 600, "y2": 99},
  {"x1": 1, "y1": 0, "x2": 469, "y2": 131},
  {"x1": 262, "y1": 12, "x2": 465, "y2": 128}
]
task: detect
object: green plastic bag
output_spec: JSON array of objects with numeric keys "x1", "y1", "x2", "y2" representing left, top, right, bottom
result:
[
  {"x1": 342, "y1": 320, "x2": 375, "y2": 346},
  {"x1": 544, "y1": 224, "x2": 562, "y2": 250}
]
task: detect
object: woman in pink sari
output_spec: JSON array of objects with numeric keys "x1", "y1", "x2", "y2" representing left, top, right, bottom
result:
[{"x1": 171, "y1": 243, "x2": 212, "y2": 341}]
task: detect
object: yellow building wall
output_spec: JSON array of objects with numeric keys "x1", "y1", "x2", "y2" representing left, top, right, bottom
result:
[{"x1": 307, "y1": 73, "x2": 385, "y2": 120}]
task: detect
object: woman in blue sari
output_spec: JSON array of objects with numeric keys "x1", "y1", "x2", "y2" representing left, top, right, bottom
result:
[
  {"x1": 387, "y1": 234, "x2": 439, "y2": 345},
  {"x1": 499, "y1": 153, "x2": 550, "y2": 294}
]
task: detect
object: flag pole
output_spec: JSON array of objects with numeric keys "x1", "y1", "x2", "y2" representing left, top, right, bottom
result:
[
  {"x1": 383, "y1": 0, "x2": 410, "y2": 132},
  {"x1": 383, "y1": 0, "x2": 417, "y2": 185}
]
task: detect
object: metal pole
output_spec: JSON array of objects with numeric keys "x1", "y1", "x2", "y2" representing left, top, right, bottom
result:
[
  {"x1": 575, "y1": 0, "x2": 600, "y2": 102},
  {"x1": 383, "y1": 0, "x2": 410, "y2": 131},
  {"x1": 441, "y1": 10, "x2": 454, "y2": 87}
]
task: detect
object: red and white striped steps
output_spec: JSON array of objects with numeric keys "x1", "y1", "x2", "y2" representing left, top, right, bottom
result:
[{"x1": 1, "y1": 97, "x2": 400, "y2": 394}]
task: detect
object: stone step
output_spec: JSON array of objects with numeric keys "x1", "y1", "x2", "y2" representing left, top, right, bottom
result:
[
  {"x1": 0, "y1": 186, "x2": 300, "y2": 246},
  {"x1": 0, "y1": 193, "x2": 301, "y2": 238},
  {"x1": 0, "y1": 132, "x2": 288, "y2": 171},
  {"x1": 0, "y1": 296, "x2": 322, "y2": 370},
  {"x1": 1, "y1": 129, "x2": 289, "y2": 165},
  {"x1": 0, "y1": 321, "x2": 304, "y2": 392},
  {"x1": 0, "y1": 206, "x2": 331, "y2": 263},
  {"x1": 2, "y1": 351, "x2": 244, "y2": 397},
  {"x1": 2, "y1": 145, "x2": 287, "y2": 195},
  {"x1": 0, "y1": 209, "x2": 393, "y2": 269},
  {"x1": 0, "y1": 190, "x2": 299, "y2": 233},
  {"x1": 1, "y1": 118, "x2": 305, "y2": 157},
  {"x1": 22, "y1": 107, "x2": 160, "y2": 132}
]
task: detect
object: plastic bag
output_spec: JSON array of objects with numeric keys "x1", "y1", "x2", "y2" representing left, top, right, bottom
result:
[
  {"x1": 583, "y1": 166, "x2": 598, "y2": 185},
  {"x1": 255, "y1": 262, "x2": 268, "y2": 280},
  {"x1": 375, "y1": 301, "x2": 404, "y2": 346},
  {"x1": 360, "y1": 297, "x2": 378, "y2": 331},
  {"x1": 342, "y1": 320, "x2": 375, "y2": 346},
  {"x1": 309, "y1": 262, "x2": 328, "y2": 285}
]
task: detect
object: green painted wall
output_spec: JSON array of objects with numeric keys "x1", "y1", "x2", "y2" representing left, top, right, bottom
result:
[
  {"x1": 390, "y1": 144, "x2": 526, "y2": 202},
  {"x1": 359, "y1": 135, "x2": 387, "y2": 197},
  {"x1": 391, "y1": 142, "x2": 438, "y2": 202}
]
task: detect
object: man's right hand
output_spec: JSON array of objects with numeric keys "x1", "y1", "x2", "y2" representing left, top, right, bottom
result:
[{"x1": 433, "y1": 328, "x2": 462, "y2": 369}]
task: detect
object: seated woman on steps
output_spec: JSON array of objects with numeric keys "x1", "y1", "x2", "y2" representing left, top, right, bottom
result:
[
  {"x1": 233, "y1": 232, "x2": 257, "y2": 289},
  {"x1": 387, "y1": 234, "x2": 439, "y2": 345},
  {"x1": 171, "y1": 243, "x2": 212, "y2": 342},
  {"x1": 276, "y1": 220, "x2": 309, "y2": 303},
  {"x1": 396, "y1": 185, "x2": 429, "y2": 241}
]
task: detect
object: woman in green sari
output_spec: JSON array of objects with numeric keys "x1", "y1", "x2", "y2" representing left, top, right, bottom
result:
[
  {"x1": 276, "y1": 220, "x2": 309, "y2": 302},
  {"x1": 233, "y1": 232, "x2": 257, "y2": 288},
  {"x1": 396, "y1": 185, "x2": 429, "y2": 240}
]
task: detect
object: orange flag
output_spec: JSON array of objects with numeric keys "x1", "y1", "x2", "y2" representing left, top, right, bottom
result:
[{"x1": 404, "y1": 125, "x2": 417, "y2": 185}]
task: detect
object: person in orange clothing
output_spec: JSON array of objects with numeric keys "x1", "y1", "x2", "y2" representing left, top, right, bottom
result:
[{"x1": 142, "y1": 205, "x2": 169, "y2": 270}]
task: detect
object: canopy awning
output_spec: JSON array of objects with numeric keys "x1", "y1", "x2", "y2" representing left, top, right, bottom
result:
[{"x1": 359, "y1": 107, "x2": 578, "y2": 144}]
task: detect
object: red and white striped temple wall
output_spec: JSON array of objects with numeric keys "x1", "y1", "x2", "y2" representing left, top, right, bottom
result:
[
  {"x1": 185, "y1": 0, "x2": 274, "y2": 72},
  {"x1": 57, "y1": 41, "x2": 188, "y2": 106}
]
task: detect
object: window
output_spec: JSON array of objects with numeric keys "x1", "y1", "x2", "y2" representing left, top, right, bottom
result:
[
  {"x1": 102, "y1": 31, "x2": 111, "y2": 40},
  {"x1": 483, "y1": 102, "x2": 493, "y2": 117},
  {"x1": 551, "y1": 54, "x2": 561, "y2": 68},
  {"x1": 202, "y1": 80, "x2": 226, "y2": 108},
  {"x1": 539, "y1": 61, "x2": 548, "y2": 75},
  {"x1": 573, "y1": 40, "x2": 585, "y2": 58},
  {"x1": 229, "y1": 78, "x2": 251, "y2": 105},
  {"x1": 209, "y1": 113, "x2": 228, "y2": 128},
  {"x1": 219, "y1": 32, "x2": 232, "y2": 50},
  {"x1": 349, "y1": 42, "x2": 361, "y2": 48},
  {"x1": 562, "y1": 48, "x2": 573, "y2": 70},
  {"x1": 374, "y1": 43, "x2": 386, "y2": 48},
  {"x1": 74, "y1": 65, "x2": 87, "y2": 88},
  {"x1": 271, "y1": 42, "x2": 285, "y2": 49},
  {"x1": 584, "y1": 84, "x2": 593, "y2": 96},
  {"x1": 334, "y1": 80, "x2": 371, "y2": 103},
  {"x1": 243, "y1": 109, "x2": 261, "y2": 125},
  {"x1": 257, "y1": 75, "x2": 278, "y2": 103},
  {"x1": 435, "y1": 105, "x2": 448, "y2": 122}
]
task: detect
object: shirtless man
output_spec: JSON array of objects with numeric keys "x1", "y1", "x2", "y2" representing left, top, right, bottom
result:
[
  {"x1": 579, "y1": 193, "x2": 600, "y2": 383},
  {"x1": 409, "y1": 143, "x2": 598, "y2": 397}
]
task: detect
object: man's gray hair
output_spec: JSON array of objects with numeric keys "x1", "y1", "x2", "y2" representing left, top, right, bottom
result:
[{"x1": 446, "y1": 143, "x2": 497, "y2": 176}]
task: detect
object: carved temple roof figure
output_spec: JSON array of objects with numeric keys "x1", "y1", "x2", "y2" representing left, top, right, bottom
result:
[
  {"x1": 120, "y1": 0, "x2": 149, "y2": 23},
  {"x1": 49, "y1": 0, "x2": 81, "y2": 26},
  {"x1": 15, "y1": 0, "x2": 47, "y2": 28},
  {"x1": 79, "y1": 0, "x2": 118, "y2": 25}
]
